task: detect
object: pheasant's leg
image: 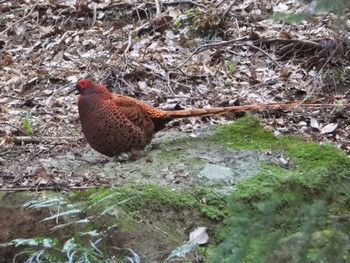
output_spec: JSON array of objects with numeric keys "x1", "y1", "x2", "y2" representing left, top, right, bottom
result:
[{"x1": 130, "y1": 148, "x2": 141, "y2": 160}]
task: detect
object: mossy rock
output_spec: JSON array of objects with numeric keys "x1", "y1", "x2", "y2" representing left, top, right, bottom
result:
[{"x1": 211, "y1": 115, "x2": 350, "y2": 263}]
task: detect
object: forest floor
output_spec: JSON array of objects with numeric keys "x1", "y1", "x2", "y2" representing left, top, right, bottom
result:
[{"x1": 0, "y1": 0, "x2": 350, "y2": 261}]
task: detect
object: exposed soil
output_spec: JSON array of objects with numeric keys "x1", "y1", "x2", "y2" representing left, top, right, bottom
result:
[
  {"x1": 0, "y1": 193, "x2": 75, "y2": 263},
  {"x1": 0, "y1": 206, "x2": 58, "y2": 263}
]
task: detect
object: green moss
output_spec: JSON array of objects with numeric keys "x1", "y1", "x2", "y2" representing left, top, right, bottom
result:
[
  {"x1": 114, "y1": 184, "x2": 196, "y2": 211},
  {"x1": 186, "y1": 156, "x2": 206, "y2": 165},
  {"x1": 159, "y1": 148, "x2": 184, "y2": 160},
  {"x1": 71, "y1": 184, "x2": 228, "y2": 221},
  {"x1": 116, "y1": 185, "x2": 229, "y2": 220},
  {"x1": 230, "y1": 143, "x2": 350, "y2": 213},
  {"x1": 161, "y1": 135, "x2": 192, "y2": 146},
  {"x1": 197, "y1": 244, "x2": 218, "y2": 261},
  {"x1": 214, "y1": 115, "x2": 302, "y2": 150},
  {"x1": 210, "y1": 116, "x2": 350, "y2": 262}
]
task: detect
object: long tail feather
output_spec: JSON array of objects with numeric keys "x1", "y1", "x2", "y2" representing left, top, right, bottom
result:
[{"x1": 164, "y1": 95, "x2": 350, "y2": 119}]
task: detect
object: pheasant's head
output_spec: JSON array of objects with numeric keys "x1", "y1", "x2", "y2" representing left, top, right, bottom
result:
[
  {"x1": 69, "y1": 79, "x2": 110, "y2": 96},
  {"x1": 76, "y1": 79, "x2": 92, "y2": 95}
]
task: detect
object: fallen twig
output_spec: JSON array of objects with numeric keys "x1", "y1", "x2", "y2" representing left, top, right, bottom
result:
[
  {"x1": 11, "y1": 136, "x2": 81, "y2": 145},
  {"x1": 12, "y1": 136, "x2": 40, "y2": 144},
  {"x1": 220, "y1": 0, "x2": 238, "y2": 20},
  {"x1": 162, "y1": 0, "x2": 206, "y2": 8},
  {"x1": 0, "y1": 186, "x2": 98, "y2": 192},
  {"x1": 0, "y1": 122, "x2": 35, "y2": 138},
  {"x1": 154, "y1": 0, "x2": 161, "y2": 17},
  {"x1": 175, "y1": 37, "x2": 248, "y2": 68},
  {"x1": 306, "y1": 34, "x2": 349, "y2": 89}
]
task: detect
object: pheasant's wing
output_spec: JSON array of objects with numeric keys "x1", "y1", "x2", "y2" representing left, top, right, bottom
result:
[
  {"x1": 113, "y1": 94, "x2": 168, "y2": 118},
  {"x1": 113, "y1": 96, "x2": 155, "y2": 140}
]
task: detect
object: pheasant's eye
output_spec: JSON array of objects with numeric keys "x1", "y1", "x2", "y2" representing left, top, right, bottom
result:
[{"x1": 78, "y1": 80, "x2": 90, "y2": 89}]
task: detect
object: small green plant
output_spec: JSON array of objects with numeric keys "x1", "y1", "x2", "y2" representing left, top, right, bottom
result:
[
  {"x1": 182, "y1": 5, "x2": 222, "y2": 38},
  {"x1": 185, "y1": 9, "x2": 192, "y2": 16},
  {"x1": 174, "y1": 19, "x2": 181, "y2": 27},
  {"x1": 23, "y1": 112, "x2": 33, "y2": 134},
  {"x1": 228, "y1": 62, "x2": 235, "y2": 75},
  {"x1": 333, "y1": 67, "x2": 350, "y2": 85}
]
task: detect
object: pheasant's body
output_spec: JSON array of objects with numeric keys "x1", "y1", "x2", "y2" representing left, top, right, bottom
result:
[
  {"x1": 76, "y1": 82, "x2": 159, "y2": 157},
  {"x1": 72, "y1": 79, "x2": 340, "y2": 157}
]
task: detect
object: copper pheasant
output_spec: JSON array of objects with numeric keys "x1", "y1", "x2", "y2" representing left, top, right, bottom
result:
[{"x1": 71, "y1": 79, "x2": 340, "y2": 157}]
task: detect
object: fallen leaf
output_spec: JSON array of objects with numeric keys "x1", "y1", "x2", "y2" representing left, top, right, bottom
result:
[
  {"x1": 38, "y1": 25, "x2": 53, "y2": 35},
  {"x1": 189, "y1": 227, "x2": 209, "y2": 245},
  {"x1": 320, "y1": 123, "x2": 337, "y2": 134},
  {"x1": 166, "y1": 226, "x2": 209, "y2": 260},
  {"x1": 310, "y1": 117, "x2": 319, "y2": 129}
]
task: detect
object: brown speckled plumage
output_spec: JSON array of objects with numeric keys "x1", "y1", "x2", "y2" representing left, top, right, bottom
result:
[
  {"x1": 73, "y1": 79, "x2": 310, "y2": 157},
  {"x1": 75, "y1": 80, "x2": 158, "y2": 157}
]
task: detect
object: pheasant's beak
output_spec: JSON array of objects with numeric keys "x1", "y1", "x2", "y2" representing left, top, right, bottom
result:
[{"x1": 67, "y1": 85, "x2": 79, "y2": 95}]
